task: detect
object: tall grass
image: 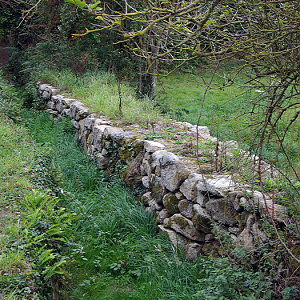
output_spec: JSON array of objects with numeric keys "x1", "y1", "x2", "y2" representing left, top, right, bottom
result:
[
  {"x1": 157, "y1": 70, "x2": 255, "y2": 142},
  {"x1": 35, "y1": 69, "x2": 164, "y2": 124},
  {"x1": 22, "y1": 111, "x2": 280, "y2": 299}
]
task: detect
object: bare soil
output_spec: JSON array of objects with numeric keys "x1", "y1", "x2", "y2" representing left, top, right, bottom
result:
[{"x1": 0, "y1": 46, "x2": 10, "y2": 67}]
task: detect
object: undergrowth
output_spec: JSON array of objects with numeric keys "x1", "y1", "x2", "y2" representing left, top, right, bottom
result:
[
  {"x1": 0, "y1": 75, "x2": 77, "y2": 299},
  {"x1": 21, "y1": 111, "x2": 293, "y2": 299}
]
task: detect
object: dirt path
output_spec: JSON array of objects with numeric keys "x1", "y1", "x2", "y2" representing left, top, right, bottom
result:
[{"x1": 0, "y1": 46, "x2": 10, "y2": 67}]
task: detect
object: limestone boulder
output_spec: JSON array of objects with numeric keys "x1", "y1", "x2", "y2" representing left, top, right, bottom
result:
[
  {"x1": 140, "y1": 192, "x2": 152, "y2": 205},
  {"x1": 196, "y1": 175, "x2": 236, "y2": 197},
  {"x1": 235, "y1": 216, "x2": 256, "y2": 251},
  {"x1": 142, "y1": 176, "x2": 150, "y2": 188},
  {"x1": 178, "y1": 199, "x2": 194, "y2": 219},
  {"x1": 70, "y1": 101, "x2": 89, "y2": 120},
  {"x1": 196, "y1": 191, "x2": 209, "y2": 207},
  {"x1": 54, "y1": 96, "x2": 65, "y2": 113},
  {"x1": 148, "y1": 175, "x2": 167, "y2": 204},
  {"x1": 180, "y1": 173, "x2": 203, "y2": 201},
  {"x1": 122, "y1": 151, "x2": 144, "y2": 187},
  {"x1": 148, "y1": 199, "x2": 163, "y2": 211},
  {"x1": 38, "y1": 84, "x2": 52, "y2": 101},
  {"x1": 150, "y1": 150, "x2": 167, "y2": 172},
  {"x1": 205, "y1": 198, "x2": 239, "y2": 226},
  {"x1": 46, "y1": 100, "x2": 55, "y2": 110},
  {"x1": 141, "y1": 157, "x2": 151, "y2": 177},
  {"x1": 158, "y1": 225, "x2": 189, "y2": 249},
  {"x1": 94, "y1": 118, "x2": 112, "y2": 126},
  {"x1": 61, "y1": 108, "x2": 71, "y2": 117},
  {"x1": 62, "y1": 97, "x2": 76, "y2": 108},
  {"x1": 93, "y1": 125, "x2": 110, "y2": 151},
  {"x1": 82, "y1": 117, "x2": 97, "y2": 130},
  {"x1": 156, "y1": 209, "x2": 170, "y2": 224},
  {"x1": 103, "y1": 127, "x2": 124, "y2": 139},
  {"x1": 188, "y1": 125, "x2": 216, "y2": 141},
  {"x1": 158, "y1": 225, "x2": 203, "y2": 260},
  {"x1": 144, "y1": 140, "x2": 165, "y2": 153},
  {"x1": 164, "y1": 214, "x2": 205, "y2": 242},
  {"x1": 184, "y1": 243, "x2": 203, "y2": 261},
  {"x1": 160, "y1": 152, "x2": 190, "y2": 192},
  {"x1": 111, "y1": 131, "x2": 133, "y2": 147}
]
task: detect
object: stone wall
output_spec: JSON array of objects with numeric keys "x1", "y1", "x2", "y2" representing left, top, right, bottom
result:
[{"x1": 37, "y1": 82, "x2": 287, "y2": 260}]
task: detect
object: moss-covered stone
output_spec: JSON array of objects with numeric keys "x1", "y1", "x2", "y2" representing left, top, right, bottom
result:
[
  {"x1": 149, "y1": 176, "x2": 167, "y2": 204},
  {"x1": 122, "y1": 151, "x2": 144, "y2": 188},
  {"x1": 162, "y1": 193, "x2": 180, "y2": 215},
  {"x1": 164, "y1": 214, "x2": 205, "y2": 242},
  {"x1": 202, "y1": 240, "x2": 224, "y2": 256},
  {"x1": 206, "y1": 198, "x2": 240, "y2": 226},
  {"x1": 192, "y1": 205, "x2": 213, "y2": 234},
  {"x1": 178, "y1": 199, "x2": 194, "y2": 219}
]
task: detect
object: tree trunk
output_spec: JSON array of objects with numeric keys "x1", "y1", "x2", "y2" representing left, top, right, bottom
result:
[{"x1": 148, "y1": 32, "x2": 160, "y2": 99}]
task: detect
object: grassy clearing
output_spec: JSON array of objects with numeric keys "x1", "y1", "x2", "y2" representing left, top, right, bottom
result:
[
  {"x1": 35, "y1": 69, "x2": 164, "y2": 125},
  {"x1": 22, "y1": 111, "x2": 280, "y2": 300},
  {"x1": 156, "y1": 69, "x2": 300, "y2": 176},
  {"x1": 156, "y1": 69, "x2": 255, "y2": 142}
]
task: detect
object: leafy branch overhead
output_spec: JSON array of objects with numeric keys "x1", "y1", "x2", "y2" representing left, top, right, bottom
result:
[
  {"x1": 65, "y1": 0, "x2": 223, "y2": 62},
  {"x1": 63, "y1": 1, "x2": 300, "y2": 72},
  {"x1": 64, "y1": 0, "x2": 300, "y2": 165}
]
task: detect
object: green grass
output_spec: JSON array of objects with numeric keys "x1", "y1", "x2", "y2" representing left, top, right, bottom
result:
[
  {"x1": 0, "y1": 76, "x2": 76, "y2": 300},
  {"x1": 156, "y1": 69, "x2": 255, "y2": 142},
  {"x1": 22, "y1": 111, "x2": 279, "y2": 300},
  {"x1": 0, "y1": 121, "x2": 34, "y2": 199},
  {"x1": 156, "y1": 68, "x2": 300, "y2": 177},
  {"x1": 0, "y1": 93, "x2": 41, "y2": 298},
  {"x1": 35, "y1": 69, "x2": 164, "y2": 124},
  {"x1": 0, "y1": 120, "x2": 33, "y2": 298}
]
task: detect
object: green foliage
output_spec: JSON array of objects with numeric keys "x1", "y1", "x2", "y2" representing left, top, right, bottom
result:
[
  {"x1": 65, "y1": 0, "x2": 86, "y2": 8},
  {"x1": 0, "y1": 81, "x2": 40, "y2": 298},
  {"x1": 157, "y1": 69, "x2": 252, "y2": 141},
  {"x1": 20, "y1": 111, "x2": 282, "y2": 299},
  {"x1": 0, "y1": 77, "x2": 77, "y2": 298},
  {"x1": 0, "y1": 71, "x2": 22, "y2": 120},
  {"x1": 193, "y1": 258, "x2": 273, "y2": 300},
  {"x1": 10, "y1": 190, "x2": 75, "y2": 296}
]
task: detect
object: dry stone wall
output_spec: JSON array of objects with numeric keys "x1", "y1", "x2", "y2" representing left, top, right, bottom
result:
[{"x1": 37, "y1": 82, "x2": 287, "y2": 260}]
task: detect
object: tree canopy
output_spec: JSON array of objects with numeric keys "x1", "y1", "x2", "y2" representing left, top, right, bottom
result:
[{"x1": 62, "y1": 0, "x2": 300, "y2": 183}]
